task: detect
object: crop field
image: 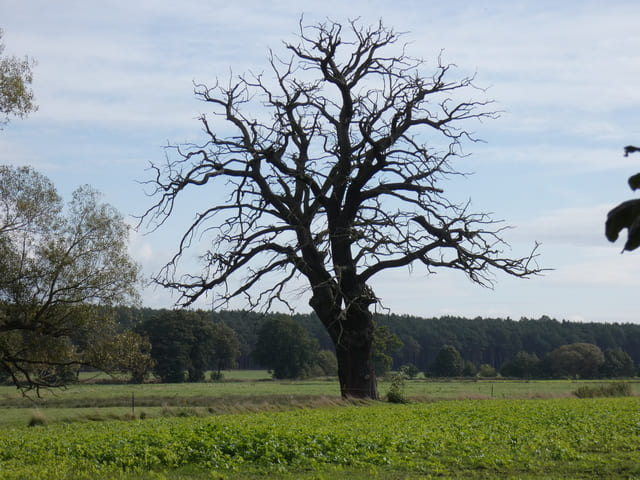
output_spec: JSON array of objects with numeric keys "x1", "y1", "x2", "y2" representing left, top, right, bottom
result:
[
  {"x1": 0, "y1": 375, "x2": 639, "y2": 479},
  {"x1": 1, "y1": 396, "x2": 639, "y2": 479}
]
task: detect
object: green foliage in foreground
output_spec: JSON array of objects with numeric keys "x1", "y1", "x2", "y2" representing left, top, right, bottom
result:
[{"x1": 1, "y1": 397, "x2": 639, "y2": 479}]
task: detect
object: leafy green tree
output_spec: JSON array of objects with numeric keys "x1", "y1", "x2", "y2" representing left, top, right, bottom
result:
[
  {"x1": 142, "y1": 19, "x2": 542, "y2": 399},
  {"x1": 429, "y1": 345, "x2": 464, "y2": 377},
  {"x1": 316, "y1": 350, "x2": 338, "y2": 376},
  {"x1": 462, "y1": 360, "x2": 477, "y2": 377},
  {"x1": 210, "y1": 309, "x2": 264, "y2": 369},
  {"x1": 210, "y1": 322, "x2": 241, "y2": 377},
  {"x1": 139, "y1": 312, "x2": 192, "y2": 383},
  {"x1": 500, "y1": 351, "x2": 540, "y2": 378},
  {"x1": 372, "y1": 324, "x2": 403, "y2": 376},
  {"x1": 139, "y1": 310, "x2": 217, "y2": 383},
  {"x1": 187, "y1": 316, "x2": 217, "y2": 382},
  {"x1": 252, "y1": 315, "x2": 319, "y2": 379},
  {"x1": 397, "y1": 335, "x2": 421, "y2": 368},
  {"x1": 477, "y1": 363, "x2": 497, "y2": 377},
  {"x1": 549, "y1": 343, "x2": 604, "y2": 379},
  {"x1": 88, "y1": 328, "x2": 154, "y2": 384},
  {"x1": 601, "y1": 348, "x2": 634, "y2": 378},
  {"x1": 0, "y1": 29, "x2": 37, "y2": 127},
  {"x1": 0, "y1": 166, "x2": 145, "y2": 391},
  {"x1": 399, "y1": 363, "x2": 420, "y2": 379}
]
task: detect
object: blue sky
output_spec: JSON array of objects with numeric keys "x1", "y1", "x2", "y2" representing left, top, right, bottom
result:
[{"x1": 2, "y1": 1, "x2": 640, "y2": 322}]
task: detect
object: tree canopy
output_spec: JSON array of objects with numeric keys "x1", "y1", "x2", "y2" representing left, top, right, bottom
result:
[
  {"x1": 500, "y1": 351, "x2": 540, "y2": 378},
  {"x1": 252, "y1": 315, "x2": 319, "y2": 379},
  {"x1": 209, "y1": 321, "x2": 241, "y2": 377},
  {"x1": 0, "y1": 29, "x2": 37, "y2": 127},
  {"x1": 601, "y1": 348, "x2": 634, "y2": 378},
  {"x1": 549, "y1": 343, "x2": 604, "y2": 379},
  {"x1": 0, "y1": 166, "x2": 146, "y2": 391},
  {"x1": 139, "y1": 311, "x2": 197, "y2": 383},
  {"x1": 143, "y1": 19, "x2": 542, "y2": 398},
  {"x1": 372, "y1": 324, "x2": 403, "y2": 376},
  {"x1": 429, "y1": 344, "x2": 464, "y2": 377}
]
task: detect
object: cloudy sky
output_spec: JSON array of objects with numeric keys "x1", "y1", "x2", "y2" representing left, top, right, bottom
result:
[{"x1": 2, "y1": 1, "x2": 640, "y2": 323}]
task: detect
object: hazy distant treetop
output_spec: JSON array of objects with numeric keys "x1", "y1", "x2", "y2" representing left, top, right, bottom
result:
[{"x1": 0, "y1": 28, "x2": 37, "y2": 127}]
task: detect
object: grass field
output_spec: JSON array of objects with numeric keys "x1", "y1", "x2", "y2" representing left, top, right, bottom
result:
[
  {"x1": 1, "y1": 372, "x2": 639, "y2": 427},
  {"x1": 1, "y1": 373, "x2": 639, "y2": 478}
]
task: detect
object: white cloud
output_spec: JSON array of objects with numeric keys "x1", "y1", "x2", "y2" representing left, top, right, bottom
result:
[
  {"x1": 546, "y1": 250, "x2": 638, "y2": 288},
  {"x1": 512, "y1": 204, "x2": 612, "y2": 247}
]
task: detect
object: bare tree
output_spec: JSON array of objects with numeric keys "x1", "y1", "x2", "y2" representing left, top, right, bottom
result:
[{"x1": 143, "y1": 19, "x2": 541, "y2": 399}]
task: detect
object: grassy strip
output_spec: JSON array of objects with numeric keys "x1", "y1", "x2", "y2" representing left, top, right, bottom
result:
[
  {"x1": 0, "y1": 396, "x2": 370, "y2": 428},
  {"x1": 4, "y1": 376, "x2": 638, "y2": 406},
  {"x1": 2, "y1": 377, "x2": 639, "y2": 428},
  {"x1": 0, "y1": 376, "x2": 341, "y2": 406}
]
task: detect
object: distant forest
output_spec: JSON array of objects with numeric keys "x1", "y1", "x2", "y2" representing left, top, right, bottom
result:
[{"x1": 116, "y1": 308, "x2": 640, "y2": 374}]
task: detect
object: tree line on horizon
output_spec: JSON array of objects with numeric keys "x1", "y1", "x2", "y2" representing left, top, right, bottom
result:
[{"x1": 115, "y1": 307, "x2": 640, "y2": 382}]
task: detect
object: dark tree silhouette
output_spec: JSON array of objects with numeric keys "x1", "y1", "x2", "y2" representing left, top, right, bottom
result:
[
  {"x1": 252, "y1": 315, "x2": 318, "y2": 379},
  {"x1": 429, "y1": 344, "x2": 464, "y2": 377},
  {"x1": 138, "y1": 310, "x2": 219, "y2": 383},
  {"x1": 209, "y1": 321, "x2": 241, "y2": 377},
  {"x1": 606, "y1": 145, "x2": 640, "y2": 251},
  {"x1": 549, "y1": 343, "x2": 604, "y2": 379},
  {"x1": 143, "y1": 19, "x2": 541, "y2": 399}
]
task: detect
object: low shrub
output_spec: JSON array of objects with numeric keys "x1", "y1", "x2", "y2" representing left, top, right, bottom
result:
[
  {"x1": 477, "y1": 364, "x2": 497, "y2": 378},
  {"x1": 28, "y1": 410, "x2": 47, "y2": 427},
  {"x1": 573, "y1": 382, "x2": 632, "y2": 398},
  {"x1": 386, "y1": 373, "x2": 409, "y2": 404},
  {"x1": 399, "y1": 363, "x2": 420, "y2": 379}
]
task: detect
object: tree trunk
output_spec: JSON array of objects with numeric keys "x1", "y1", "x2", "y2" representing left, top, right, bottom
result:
[
  {"x1": 325, "y1": 307, "x2": 379, "y2": 399},
  {"x1": 335, "y1": 330, "x2": 379, "y2": 399},
  {"x1": 310, "y1": 283, "x2": 379, "y2": 399}
]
